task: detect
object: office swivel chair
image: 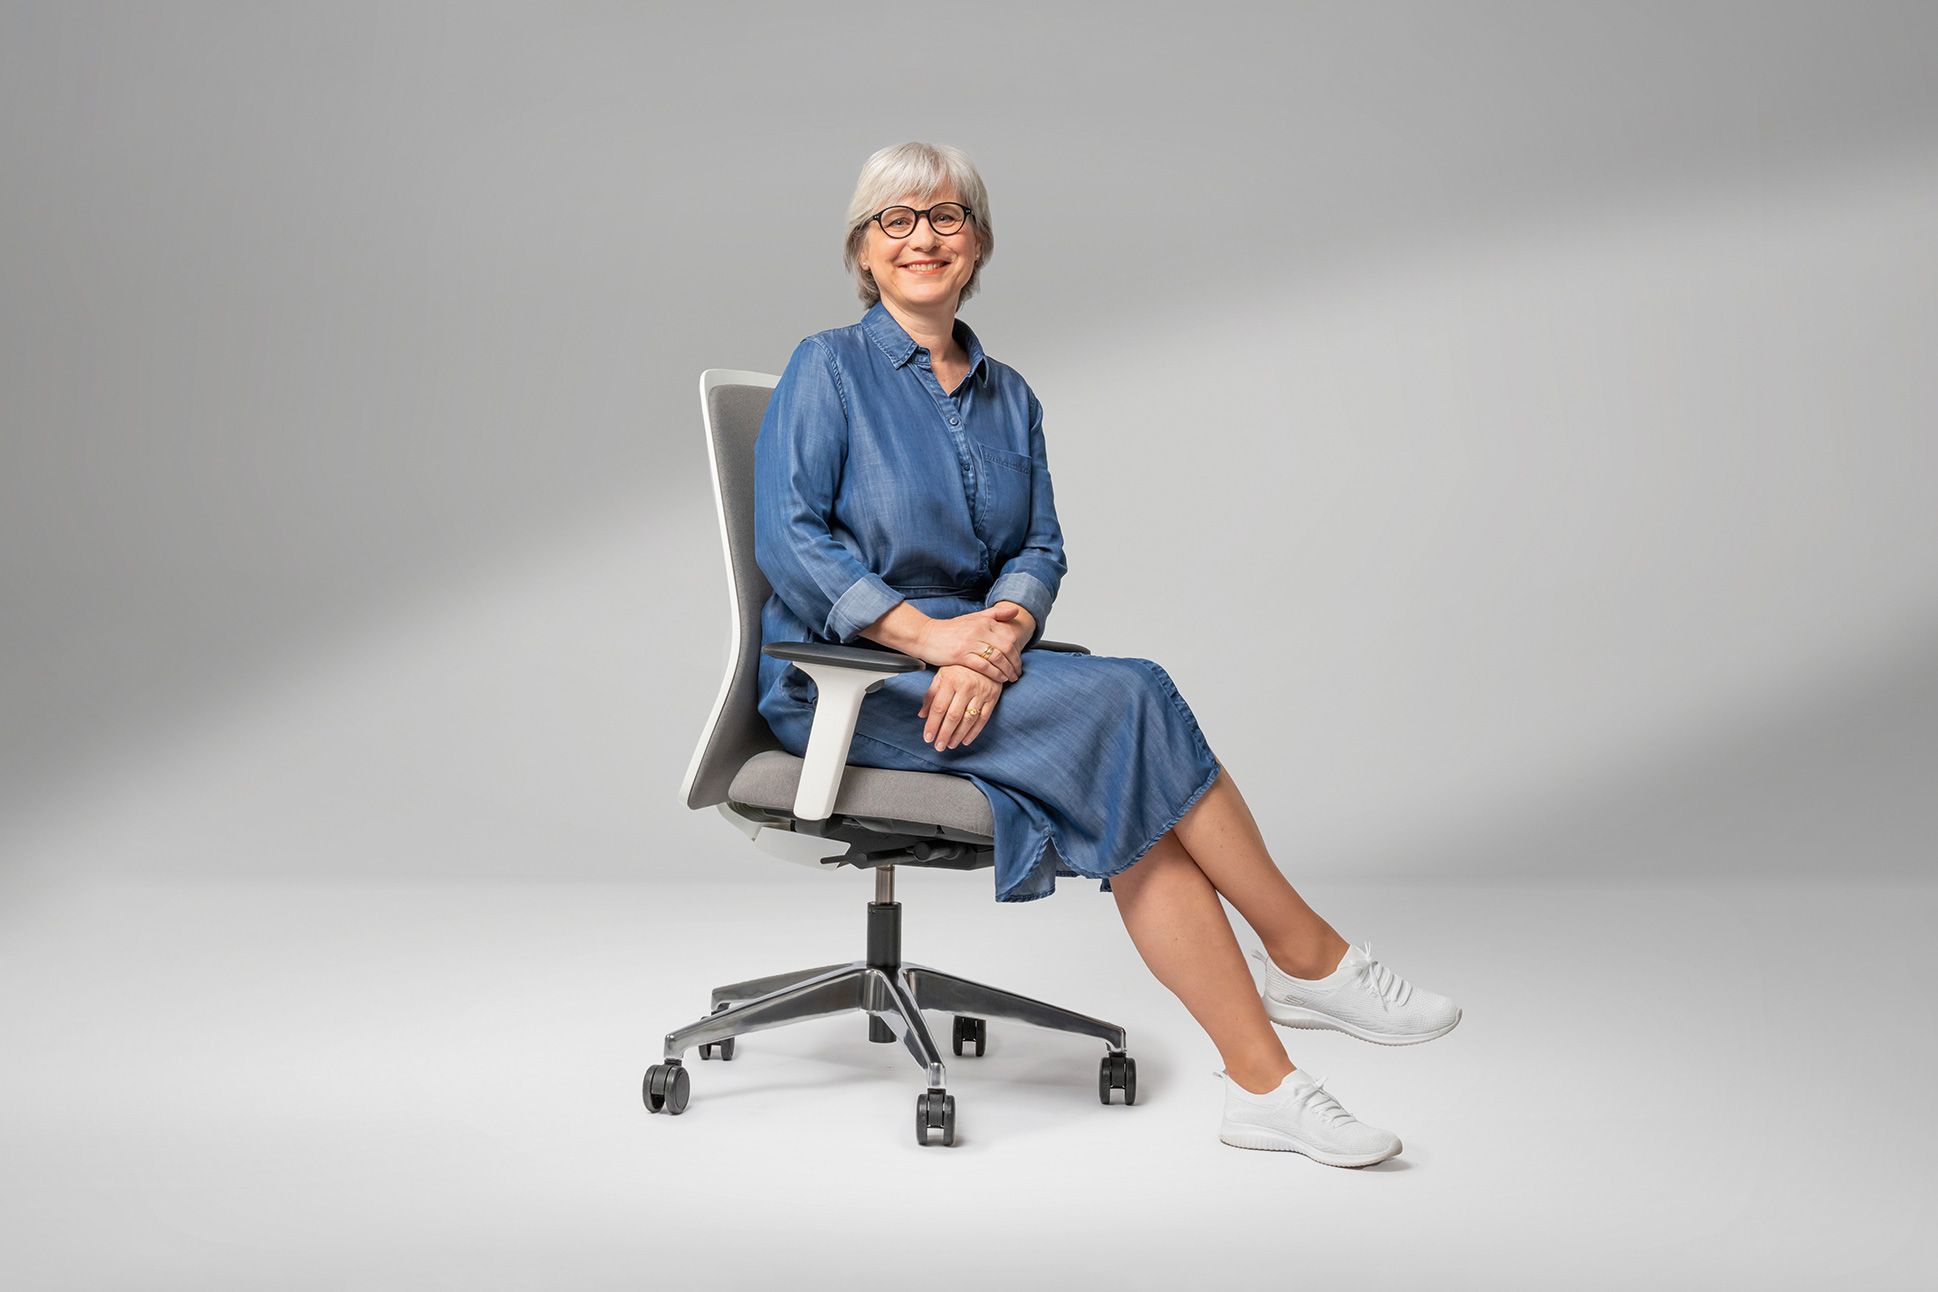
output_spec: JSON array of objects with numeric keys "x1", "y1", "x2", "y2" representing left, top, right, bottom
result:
[{"x1": 644, "y1": 369, "x2": 1137, "y2": 1147}]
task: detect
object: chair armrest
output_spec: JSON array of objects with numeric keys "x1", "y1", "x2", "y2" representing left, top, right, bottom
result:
[
  {"x1": 761, "y1": 642, "x2": 924, "y2": 821},
  {"x1": 762, "y1": 641, "x2": 926, "y2": 671},
  {"x1": 1033, "y1": 640, "x2": 1089, "y2": 654}
]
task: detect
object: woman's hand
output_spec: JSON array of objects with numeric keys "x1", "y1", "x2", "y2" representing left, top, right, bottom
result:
[
  {"x1": 919, "y1": 664, "x2": 1002, "y2": 751},
  {"x1": 915, "y1": 603, "x2": 1030, "y2": 684}
]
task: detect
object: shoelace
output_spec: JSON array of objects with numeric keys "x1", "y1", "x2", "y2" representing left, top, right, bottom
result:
[
  {"x1": 1212, "y1": 1069, "x2": 1356, "y2": 1127},
  {"x1": 1352, "y1": 941, "x2": 1415, "y2": 1009},
  {"x1": 1290, "y1": 1076, "x2": 1354, "y2": 1127}
]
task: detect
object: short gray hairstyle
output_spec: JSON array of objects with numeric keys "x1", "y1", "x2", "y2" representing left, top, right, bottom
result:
[{"x1": 842, "y1": 141, "x2": 993, "y2": 309}]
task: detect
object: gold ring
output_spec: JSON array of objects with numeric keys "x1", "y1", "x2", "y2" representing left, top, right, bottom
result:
[
  {"x1": 966, "y1": 705, "x2": 980, "y2": 717},
  {"x1": 977, "y1": 643, "x2": 994, "y2": 659}
]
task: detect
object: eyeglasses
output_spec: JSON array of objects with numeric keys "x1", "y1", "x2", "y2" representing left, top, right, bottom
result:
[{"x1": 867, "y1": 202, "x2": 973, "y2": 239}]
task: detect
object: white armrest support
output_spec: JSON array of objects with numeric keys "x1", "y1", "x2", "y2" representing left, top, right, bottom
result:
[
  {"x1": 787, "y1": 658, "x2": 909, "y2": 820},
  {"x1": 761, "y1": 641, "x2": 925, "y2": 822}
]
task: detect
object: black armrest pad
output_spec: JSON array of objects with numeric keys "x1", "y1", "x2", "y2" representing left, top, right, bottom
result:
[
  {"x1": 761, "y1": 641, "x2": 925, "y2": 672},
  {"x1": 1033, "y1": 640, "x2": 1090, "y2": 654}
]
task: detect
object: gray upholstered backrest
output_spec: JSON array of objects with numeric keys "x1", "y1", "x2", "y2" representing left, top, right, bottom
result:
[{"x1": 681, "y1": 372, "x2": 784, "y2": 809}]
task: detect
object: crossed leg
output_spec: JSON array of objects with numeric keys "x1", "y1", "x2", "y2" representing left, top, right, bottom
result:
[{"x1": 1106, "y1": 762, "x2": 1350, "y2": 1094}]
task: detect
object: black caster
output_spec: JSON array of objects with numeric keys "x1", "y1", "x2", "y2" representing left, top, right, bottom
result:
[
  {"x1": 951, "y1": 1015, "x2": 987, "y2": 1057},
  {"x1": 916, "y1": 1088, "x2": 957, "y2": 1147},
  {"x1": 643, "y1": 1061, "x2": 690, "y2": 1115},
  {"x1": 699, "y1": 1003, "x2": 736, "y2": 1060},
  {"x1": 1099, "y1": 1051, "x2": 1136, "y2": 1105}
]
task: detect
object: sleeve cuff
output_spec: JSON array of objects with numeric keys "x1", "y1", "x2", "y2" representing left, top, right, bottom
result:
[
  {"x1": 985, "y1": 571, "x2": 1054, "y2": 647},
  {"x1": 827, "y1": 573, "x2": 906, "y2": 644}
]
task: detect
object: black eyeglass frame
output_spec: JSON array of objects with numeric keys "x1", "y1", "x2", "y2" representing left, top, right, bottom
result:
[{"x1": 865, "y1": 202, "x2": 976, "y2": 239}]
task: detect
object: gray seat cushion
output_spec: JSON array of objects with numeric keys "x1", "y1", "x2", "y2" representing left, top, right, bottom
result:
[{"x1": 727, "y1": 750, "x2": 995, "y2": 840}]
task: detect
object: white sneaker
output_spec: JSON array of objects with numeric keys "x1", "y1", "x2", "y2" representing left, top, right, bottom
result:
[
  {"x1": 1252, "y1": 942, "x2": 1462, "y2": 1045},
  {"x1": 1215, "y1": 1067, "x2": 1402, "y2": 1167}
]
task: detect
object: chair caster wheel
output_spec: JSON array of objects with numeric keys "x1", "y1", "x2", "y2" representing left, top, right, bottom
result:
[
  {"x1": 951, "y1": 1015, "x2": 986, "y2": 1057},
  {"x1": 699, "y1": 1003, "x2": 735, "y2": 1060},
  {"x1": 1099, "y1": 1052, "x2": 1136, "y2": 1105},
  {"x1": 643, "y1": 1062, "x2": 690, "y2": 1115},
  {"x1": 916, "y1": 1089, "x2": 957, "y2": 1146}
]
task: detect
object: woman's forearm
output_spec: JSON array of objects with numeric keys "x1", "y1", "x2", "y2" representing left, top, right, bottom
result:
[
  {"x1": 860, "y1": 601, "x2": 933, "y2": 655},
  {"x1": 861, "y1": 600, "x2": 1035, "y2": 660}
]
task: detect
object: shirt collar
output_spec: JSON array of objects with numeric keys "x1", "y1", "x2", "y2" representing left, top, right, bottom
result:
[{"x1": 861, "y1": 300, "x2": 988, "y2": 384}]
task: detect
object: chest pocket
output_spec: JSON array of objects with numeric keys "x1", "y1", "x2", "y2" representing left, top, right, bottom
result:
[{"x1": 972, "y1": 440, "x2": 1035, "y2": 556}]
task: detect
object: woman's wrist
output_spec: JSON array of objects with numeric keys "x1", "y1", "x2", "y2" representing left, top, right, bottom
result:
[
  {"x1": 1000, "y1": 602, "x2": 1037, "y2": 640},
  {"x1": 860, "y1": 601, "x2": 933, "y2": 657}
]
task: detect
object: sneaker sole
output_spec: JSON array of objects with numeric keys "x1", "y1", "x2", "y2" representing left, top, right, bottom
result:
[
  {"x1": 1262, "y1": 999, "x2": 1463, "y2": 1046},
  {"x1": 1219, "y1": 1121, "x2": 1402, "y2": 1167}
]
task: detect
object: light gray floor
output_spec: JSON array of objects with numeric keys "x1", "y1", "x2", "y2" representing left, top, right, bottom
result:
[{"x1": 1, "y1": 869, "x2": 1932, "y2": 1289}]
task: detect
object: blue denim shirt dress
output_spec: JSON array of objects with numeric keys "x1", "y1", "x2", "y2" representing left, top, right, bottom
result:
[{"x1": 754, "y1": 302, "x2": 1223, "y2": 902}]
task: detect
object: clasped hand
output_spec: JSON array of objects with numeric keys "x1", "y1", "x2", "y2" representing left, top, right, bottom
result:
[{"x1": 914, "y1": 603, "x2": 1031, "y2": 751}]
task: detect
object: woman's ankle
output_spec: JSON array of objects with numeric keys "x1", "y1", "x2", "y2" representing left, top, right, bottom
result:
[
  {"x1": 1265, "y1": 938, "x2": 1347, "y2": 981},
  {"x1": 1224, "y1": 1059, "x2": 1296, "y2": 1095}
]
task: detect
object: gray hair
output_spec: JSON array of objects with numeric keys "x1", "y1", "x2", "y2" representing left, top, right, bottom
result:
[{"x1": 841, "y1": 141, "x2": 993, "y2": 308}]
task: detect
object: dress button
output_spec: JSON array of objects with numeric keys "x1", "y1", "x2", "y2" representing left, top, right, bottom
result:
[{"x1": 948, "y1": 416, "x2": 959, "y2": 425}]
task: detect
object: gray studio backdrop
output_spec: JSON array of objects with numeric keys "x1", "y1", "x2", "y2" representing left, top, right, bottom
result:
[{"x1": 2, "y1": 1, "x2": 1933, "y2": 885}]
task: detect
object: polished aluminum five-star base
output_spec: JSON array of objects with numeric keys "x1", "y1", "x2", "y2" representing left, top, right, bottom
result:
[
  {"x1": 664, "y1": 955, "x2": 1129, "y2": 1088},
  {"x1": 648, "y1": 867, "x2": 1134, "y2": 1141}
]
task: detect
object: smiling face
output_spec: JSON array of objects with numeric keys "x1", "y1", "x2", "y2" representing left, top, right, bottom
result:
[{"x1": 861, "y1": 186, "x2": 981, "y2": 316}]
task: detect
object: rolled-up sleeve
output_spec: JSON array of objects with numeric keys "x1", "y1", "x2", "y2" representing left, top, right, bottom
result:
[
  {"x1": 984, "y1": 388, "x2": 1067, "y2": 648},
  {"x1": 754, "y1": 338, "x2": 907, "y2": 643}
]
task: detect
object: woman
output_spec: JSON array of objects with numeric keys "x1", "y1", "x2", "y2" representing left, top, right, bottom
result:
[{"x1": 753, "y1": 142, "x2": 1461, "y2": 1167}]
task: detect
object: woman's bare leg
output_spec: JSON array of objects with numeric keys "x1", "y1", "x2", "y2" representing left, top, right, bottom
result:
[
  {"x1": 1109, "y1": 827, "x2": 1294, "y2": 1094},
  {"x1": 1172, "y1": 764, "x2": 1351, "y2": 980}
]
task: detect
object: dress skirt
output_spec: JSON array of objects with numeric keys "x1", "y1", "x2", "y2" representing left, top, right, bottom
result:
[{"x1": 757, "y1": 593, "x2": 1224, "y2": 903}]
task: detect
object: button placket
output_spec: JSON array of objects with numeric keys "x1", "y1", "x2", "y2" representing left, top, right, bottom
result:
[{"x1": 914, "y1": 356, "x2": 990, "y2": 577}]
